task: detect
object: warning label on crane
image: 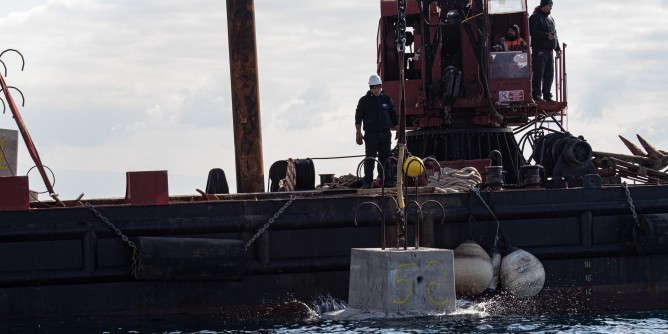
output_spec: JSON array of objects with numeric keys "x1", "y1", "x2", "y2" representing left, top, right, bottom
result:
[{"x1": 499, "y1": 90, "x2": 525, "y2": 102}]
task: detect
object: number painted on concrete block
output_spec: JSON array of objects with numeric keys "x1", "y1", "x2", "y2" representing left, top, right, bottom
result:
[
  {"x1": 392, "y1": 263, "x2": 417, "y2": 305},
  {"x1": 427, "y1": 260, "x2": 449, "y2": 306},
  {"x1": 392, "y1": 260, "x2": 450, "y2": 307}
]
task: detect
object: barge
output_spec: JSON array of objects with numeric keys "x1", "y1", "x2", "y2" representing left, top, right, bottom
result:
[{"x1": 1, "y1": 0, "x2": 668, "y2": 319}]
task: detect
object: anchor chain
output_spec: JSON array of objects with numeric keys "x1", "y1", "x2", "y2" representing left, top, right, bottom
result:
[
  {"x1": 245, "y1": 195, "x2": 296, "y2": 251},
  {"x1": 622, "y1": 182, "x2": 640, "y2": 227},
  {"x1": 85, "y1": 202, "x2": 139, "y2": 275}
]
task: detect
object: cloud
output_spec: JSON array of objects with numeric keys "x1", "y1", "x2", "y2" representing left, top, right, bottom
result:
[{"x1": 1, "y1": 0, "x2": 668, "y2": 198}]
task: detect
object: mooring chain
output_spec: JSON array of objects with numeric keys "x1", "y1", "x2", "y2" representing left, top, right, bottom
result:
[
  {"x1": 622, "y1": 182, "x2": 640, "y2": 227},
  {"x1": 245, "y1": 195, "x2": 297, "y2": 251},
  {"x1": 471, "y1": 187, "x2": 501, "y2": 248},
  {"x1": 84, "y1": 202, "x2": 139, "y2": 275}
]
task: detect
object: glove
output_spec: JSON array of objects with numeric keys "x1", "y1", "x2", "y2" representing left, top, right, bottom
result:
[{"x1": 356, "y1": 133, "x2": 363, "y2": 145}]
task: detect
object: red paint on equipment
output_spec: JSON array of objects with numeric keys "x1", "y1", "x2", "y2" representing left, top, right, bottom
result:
[
  {"x1": 125, "y1": 171, "x2": 169, "y2": 206},
  {"x1": 0, "y1": 176, "x2": 29, "y2": 211}
]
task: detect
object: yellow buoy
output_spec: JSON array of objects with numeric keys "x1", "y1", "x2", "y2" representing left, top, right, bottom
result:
[{"x1": 402, "y1": 156, "x2": 425, "y2": 178}]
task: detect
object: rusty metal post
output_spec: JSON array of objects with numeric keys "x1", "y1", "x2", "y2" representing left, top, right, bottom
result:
[{"x1": 227, "y1": 0, "x2": 264, "y2": 193}]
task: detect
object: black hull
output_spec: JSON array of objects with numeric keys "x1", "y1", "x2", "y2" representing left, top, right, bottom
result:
[{"x1": 2, "y1": 185, "x2": 668, "y2": 319}]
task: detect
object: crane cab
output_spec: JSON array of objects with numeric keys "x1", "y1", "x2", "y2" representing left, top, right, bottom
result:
[
  {"x1": 377, "y1": 0, "x2": 567, "y2": 128},
  {"x1": 487, "y1": 0, "x2": 531, "y2": 103},
  {"x1": 486, "y1": 0, "x2": 567, "y2": 125}
]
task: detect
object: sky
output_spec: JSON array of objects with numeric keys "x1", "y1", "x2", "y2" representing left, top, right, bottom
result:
[{"x1": 0, "y1": 0, "x2": 667, "y2": 200}]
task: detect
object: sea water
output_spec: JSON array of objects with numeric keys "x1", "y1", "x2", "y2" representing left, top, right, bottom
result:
[{"x1": 3, "y1": 297, "x2": 668, "y2": 334}]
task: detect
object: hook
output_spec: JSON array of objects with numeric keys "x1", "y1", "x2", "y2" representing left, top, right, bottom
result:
[
  {"x1": 26, "y1": 165, "x2": 57, "y2": 194},
  {"x1": 356, "y1": 157, "x2": 387, "y2": 188},
  {"x1": 354, "y1": 201, "x2": 383, "y2": 227},
  {"x1": 0, "y1": 98, "x2": 5, "y2": 114},
  {"x1": 421, "y1": 199, "x2": 446, "y2": 225},
  {"x1": 354, "y1": 196, "x2": 399, "y2": 250},
  {"x1": 0, "y1": 49, "x2": 25, "y2": 72},
  {"x1": 0, "y1": 86, "x2": 25, "y2": 107},
  {"x1": 405, "y1": 200, "x2": 423, "y2": 249},
  {"x1": 0, "y1": 60, "x2": 6, "y2": 77},
  {"x1": 423, "y1": 156, "x2": 441, "y2": 182}
]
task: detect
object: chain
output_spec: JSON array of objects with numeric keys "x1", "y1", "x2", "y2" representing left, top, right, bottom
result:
[
  {"x1": 622, "y1": 182, "x2": 640, "y2": 227},
  {"x1": 396, "y1": 0, "x2": 407, "y2": 52},
  {"x1": 245, "y1": 195, "x2": 296, "y2": 251},
  {"x1": 85, "y1": 202, "x2": 139, "y2": 275},
  {"x1": 471, "y1": 187, "x2": 500, "y2": 248}
]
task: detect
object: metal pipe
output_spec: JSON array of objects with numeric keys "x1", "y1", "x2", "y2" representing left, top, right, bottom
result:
[
  {"x1": 562, "y1": 43, "x2": 568, "y2": 104},
  {"x1": 227, "y1": 0, "x2": 265, "y2": 193}
]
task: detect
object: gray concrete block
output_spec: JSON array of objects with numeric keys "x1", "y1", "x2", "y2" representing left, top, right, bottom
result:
[{"x1": 348, "y1": 248, "x2": 456, "y2": 314}]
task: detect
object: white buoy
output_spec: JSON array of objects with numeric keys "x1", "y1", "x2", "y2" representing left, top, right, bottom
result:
[
  {"x1": 484, "y1": 247, "x2": 502, "y2": 294},
  {"x1": 453, "y1": 241, "x2": 493, "y2": 296},
  {"x1": 500, "y1": 247, "x2": 545, "y2": 297}
]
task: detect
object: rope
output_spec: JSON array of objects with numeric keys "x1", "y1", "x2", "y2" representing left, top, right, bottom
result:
[
  {"x1": 309, "y1": 155, "x2": 365, "y2": 160},
  {"x1": 427, "y1": 166, "x2": 482, "y2": 193},
  {"x1": 294, "y1": 158, "x2": 315, "y2": 190},
  {"x1": 471, "y1": 187, "x2": 501, "y2": 249},
  {"x1": 317, "y1": 174, "x2": 363, "y2": 190},
  {"x1": 284, "y1": 158, "x2": 296, "y2": 192}
]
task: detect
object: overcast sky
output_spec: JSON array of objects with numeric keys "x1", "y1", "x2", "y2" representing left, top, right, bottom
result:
[{"x1": 0, "y1": 0, "x2": 667, "y2": 199}]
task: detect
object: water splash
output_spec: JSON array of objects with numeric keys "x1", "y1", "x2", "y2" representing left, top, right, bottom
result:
[
  {"x1": 452, "y1": 299, "x2": 491, "y2": 317},
  {"x1": 310, "y1": 294, "x2": 347, "y2": 316}
]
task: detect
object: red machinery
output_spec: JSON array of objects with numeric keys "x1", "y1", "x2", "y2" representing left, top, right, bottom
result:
[{"x1": 378, "y1": 0, "x2": 567, "y2": 184}]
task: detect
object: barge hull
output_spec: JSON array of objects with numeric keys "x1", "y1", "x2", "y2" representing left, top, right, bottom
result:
[{"x1": 1, "y1": 185, "x2": 668, "y2": 318}]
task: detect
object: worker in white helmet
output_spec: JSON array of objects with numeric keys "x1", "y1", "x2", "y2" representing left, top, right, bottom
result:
[{"x1": 355, "y1": 74, "x2": 399, "y2": 188}]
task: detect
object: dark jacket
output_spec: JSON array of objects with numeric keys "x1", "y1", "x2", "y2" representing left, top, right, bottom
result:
[
  {"x1": 529, "y1": 7, "x2": 560, "y2": 51},
  {"x1": 355, "y1": 91, "x2": 399, "y2": 132}
]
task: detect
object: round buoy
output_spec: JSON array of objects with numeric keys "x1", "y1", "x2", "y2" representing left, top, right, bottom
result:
[
  {"x1": 453, "y1": 241, "x2": 493, "y2": 296},
  {"x1": 402, "y1": 156, "x2": 425, "y2": 178},
  {"x1": 500, "y1": 247, "x2": 545, "y2": 297},
  {"x1": 484, "y1": 248, "x2": 502, "y2": 294}
]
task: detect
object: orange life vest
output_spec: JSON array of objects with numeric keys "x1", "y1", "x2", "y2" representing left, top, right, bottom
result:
[{"x1": 499, "y1": 37, "x2": 526, "y2": 51}]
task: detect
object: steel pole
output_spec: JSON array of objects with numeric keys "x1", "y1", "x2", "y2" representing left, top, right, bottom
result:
[{"x1": 226, "y1": 0, "x2": 265, "y2": 193}]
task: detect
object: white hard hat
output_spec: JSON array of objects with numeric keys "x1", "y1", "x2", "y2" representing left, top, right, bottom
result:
[{"x1": 368, "y1": 74, "x2": 382, "y2": 86}]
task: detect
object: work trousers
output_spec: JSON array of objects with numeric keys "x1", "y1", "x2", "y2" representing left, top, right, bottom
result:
[
  {"x1": 363, "y1": 130, "x2": 392, "y2": 185},
  {"x1": 532, "y1": 49, "x2": 555, "y2": 99}
]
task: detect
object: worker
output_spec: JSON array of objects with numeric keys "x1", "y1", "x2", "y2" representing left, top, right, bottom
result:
[
  {"x1": 355, "y1": 74, "x2": 399, "y2": 188},
  {"x1": 530, "y1": 0, "x2": 561, "y2": 102},
  {"x1": 494, "y1": 25, "x2": 527, "y2": 52}
]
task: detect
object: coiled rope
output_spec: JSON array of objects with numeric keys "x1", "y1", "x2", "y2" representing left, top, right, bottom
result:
[
  {"x1": 427, "y1": 166, "x2": 482, "y2": 193},
  {"x1": 277, "y1": 158, "x2": 316, "y2": 192},
  {"x1": 317, "y1": 174, "x2": 363, "y2": 190},
  {"x1": 284, "y1": 158, "x2": 296, "y2": 192}
]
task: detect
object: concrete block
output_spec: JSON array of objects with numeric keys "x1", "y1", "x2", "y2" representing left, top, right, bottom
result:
[{"x1": 348, "y1": 248, "x2": 456, "y2": 314}]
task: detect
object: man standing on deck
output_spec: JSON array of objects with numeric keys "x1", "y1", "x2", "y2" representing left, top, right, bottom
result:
[
  {"x1": 530, "y1": 0, "x2": 561, "y2": 102},
  {"x1": 355, "y1": 74, "x2": 399, "y2": 189}
]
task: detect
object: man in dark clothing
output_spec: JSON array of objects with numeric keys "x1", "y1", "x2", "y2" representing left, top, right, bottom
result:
[
  {"x1": 355, "y1": 74, "x2": 399, "y2": 188},
  {"x1": 529, "y1": 0, "x2": 561, "y2": 102}
]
